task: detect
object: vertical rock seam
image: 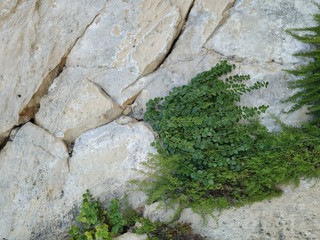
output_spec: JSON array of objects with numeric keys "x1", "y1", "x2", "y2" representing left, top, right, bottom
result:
[
  {"x1": 153, "y1": 0, "x2": 196, "y2": 72},
  {"x1": 18, "y1": 4, "x2": 107, "y2": 125},
  {"x1": 120, "y1": 0, "x2": 196, "y2": 96},
  {"x1": 202, "y1": 0, "x2": 236, "y2": 47}
]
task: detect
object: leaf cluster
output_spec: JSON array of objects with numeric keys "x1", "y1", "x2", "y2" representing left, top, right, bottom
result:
[
  {"x1": 68, "y1": 190, "x2": 205, "y2": 239},
  {"x1": 108, "y1": 199, "x2": 127, "y2": 234},
  {"x1": 139, "y1": 61, "x2": 320, "y2": 215},
  {"x1": 68, "y1": 190, "x2": 127, "y2": 240},
  {"x1": 144, "y1": 60, "x2": 268, "y2": 187},
  {"x1": 285, "y1": 3, "x2": 320, "y2": 121}
]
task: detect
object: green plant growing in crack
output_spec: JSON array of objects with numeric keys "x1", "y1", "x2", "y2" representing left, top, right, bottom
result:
[
  {"x1": 68, "y1": 190, "x2": 127, "y2": 240},
  {"x1": 285, "y1": 3, "x2": 320, "y2": 122},
  {"x1": 134, "y1": 60, "x2": 320, "y2": 216},
  {"x1": 108, "y1": 199, "x2": 127, "y2": 234},
  {"x1": 68, "y1": 190, "x2": 111, "y2": 240},
  {"x1": 68, "y1": 190, "x2": 206, "y2": 239}
]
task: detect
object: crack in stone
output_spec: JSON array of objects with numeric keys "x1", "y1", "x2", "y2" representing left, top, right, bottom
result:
[
  {"x1": 202, "y1": 0, "x2": 237, "y2": 48},
  {"x1": 86, "y1": 77, "x2": 121, "y2": 106},
  {"x1": 32, "y1": 141, "x2": 56, "y2": 158},
  {"x1": 18, "y1": 4, "x2": 107, "y2": 127},
  {"x1": 204, "y1": 47, "x2": 288, "y2": 68},
  {"x1": 64, "y1": 141, "x2": 73, "y2": 172},
  {"x1": 120, "y1": 0, "x2": 196, "y2": 95},
  {"x1": 0, "y1": 134, "x2": 10, "y2": 152},
  {"x1": 18, "y1": 55, "x2": 67, "y2": 125},
  {"x1": 151, "y1": 0, "x2": 196, "y2": 73}
]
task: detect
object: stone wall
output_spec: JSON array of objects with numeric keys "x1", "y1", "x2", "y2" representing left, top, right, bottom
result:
[{"x1": 1, "y1": 0, "x2": 320, "y2": 239}]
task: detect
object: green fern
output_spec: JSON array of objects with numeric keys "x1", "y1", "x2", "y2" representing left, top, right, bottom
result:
[{"x1": 285, "y1": 3, "x2": 320, "y2": 121}]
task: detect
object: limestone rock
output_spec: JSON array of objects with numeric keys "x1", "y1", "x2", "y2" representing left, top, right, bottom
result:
[
  {"x1": 0, "y1": 121, "x2": 156, "y2": 239},
  {"x1": 0, "y1": 0, "x2": 18, "y2": 20},
  {"x1": 203, "y1": 0, "x2": 320, "y2": 128},
  {"x1": 179, "y1": 180, "x2": 320, "y2": 240},
  {"x1": 35, "y1": 68, "x2": 123, "y2": 142},
  {"x1": 205, "y1": 0, "x2": 320, "y2": 64},
  {"x1": 2, "y1": 0, "x2": 320, "y2": 239},
  {"x1": 0, "y1": 123, "x2": 70, "y2": 239},
  {"x1": 0, "y1": 0, "x2": 106, "y2": 144},
  {"x1": 64, "y1": 121, "x2": 155, "y2": 201},
  {"x1": 115, "y1": 232, "x2": 147, "y2": 240},
  {"x1": 66, "y1": 0, "x2": 193, "y2": 106},
  {"x1": 143, "y1": 202, "x2": 178, "y2": 223}
]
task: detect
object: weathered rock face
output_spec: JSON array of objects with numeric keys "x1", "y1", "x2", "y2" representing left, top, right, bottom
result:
[
  {"x1": 0, "y1": 0, "x2": 106, "y2": 144},
  {"x1": 0, "y1": 123, "x2": 70, "y2": 239},
  {"x1": 205, "y1": 0, "x2": 317, "y2": 64},
  {"x1": 179, "y1": 180, "x2": 320, "y2": 240},
  {"x1": 115, "y1": 232, "x2": 147, "y2": 240},
  {"x1": 64, "y1": 0, "x2": 194, "y2": 107},
  {"x1": 131, "y1": 0, "x2": 317, "y2": 128},
  {"x1": 64, "y1": 121, "x2": 155, "y2": 200},
  {"x1": 35, "y1": 68, "x2": 123, "y2": 142},
  {"x1": 1, "y1": 0, "x2": 320, "y2": 239},
  {"x1": 28, "y1": 0, "x2": 194, "y2": 143},
  {"x1": 0, "y1": 121, "x2": 155, "y2": 239}
]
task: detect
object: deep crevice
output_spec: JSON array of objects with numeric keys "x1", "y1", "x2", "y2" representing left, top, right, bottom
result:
[
  {"x1": 66, "y1": 141, "x2": 74, "y2": 158},
  {"x1": 151, "y1": 0, "x2": 196, "y2": 73},
  {"x1": 120, "y1": 1, "x2": 196, "y2": 101},
  {"x1": 60, "y1": 140, "x2": 73, "y2": 173},
  {"x1": 19, "y1": 56, "x2": 67, "y2": 124},
  {"x1": 0, "y1": 122, "x2": 29, "y2": 151},
  {"x1": 0, "y1": 135, "x2": 10, "y2": 152},
  {"x1": 18, "y1": 4, "x2": 107, "y2": 126},
  {"x1": 202, "y1": 0, "x2": 237, "y2": 48}
]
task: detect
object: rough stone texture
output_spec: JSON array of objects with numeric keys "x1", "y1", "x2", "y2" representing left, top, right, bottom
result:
[
  {"x1": 0, "y1": 123, "x2": 70, "y2": 239},
  {"x1": 131, "y1": 0, "x2": 236, "y2": 119},
  {"x1": 143, "y1": 202, "x2": 178, "y2": 223},
  {"x1": 35, "y1": 68, "x2": 123, "y2": 142},
  {"x1": 65, "y1": 0, "x2": 194, "y2": 106},
  {"x1": 179, "y1": 179, "x2": 320, "y2": 240},
  {"x1": 0, "y1": 0, "x2": 106, "y2": 144},
  {"x1": 205, "y1": 0, "x2": 319, "y2": 64},
  {"x1": 1, "y1": 0, "x2": 320, "y2": 239},
  {"x1": 115, "y1": 233, "x2": 147, "y2": 240},
  {"x1": 0, "y1": 121, "x2": 156, "y2": 239},
  {"x1": 64, "y1": 121, "x2": 155, "y2": 201},
  {"x1": 131, "y1": 0, "x2": 318, "y2": 129},
  {"x1": 231, "y1": 61, "x2": 311, "y2": 131},
  {"x1": 203, "y1": 0, "x2": 320, "y2": 127}
]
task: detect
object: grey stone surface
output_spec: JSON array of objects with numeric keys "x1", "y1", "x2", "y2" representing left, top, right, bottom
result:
[
  {"x1": 35, "y1": 68, "x2": 123, "y2": 142},
  {"x1": 0, "y1": 123, "x2": 70, "y2": 239},
  {"x1": 179, "y1": 180, "x2": 320, "y2": 240},
  {"x1": 0, "y1": 0, "x2": 106, "y2": 143},
  {"x1": 1, "y1": 0, "x2": 320, "y2": 239}
]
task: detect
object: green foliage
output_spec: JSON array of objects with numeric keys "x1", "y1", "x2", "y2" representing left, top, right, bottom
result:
[
  {"x1": 135, "y1": 218, "x2": 205, "y2": 240},
  {"x1": 108, "y1": 199, "x2": 127, "y2": 234},
  {"x1": 68, "y1": 191, "x2": 205, "y2": 240},
  {"x1": 144, "y1": 60, "x2": 268, "y2": 187},
  {"x1": 285, "y1": 3, "x2": 320, "y2": 121},
  {"x1": 68, "y1": 191, "x2": 128, "y2": 240},
  {"x1": 68, "y1": 190, "x2": 111, "y2": 240},
  {"x1": 139, "y1": 61, "x2": 320, "y2": 215}
]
